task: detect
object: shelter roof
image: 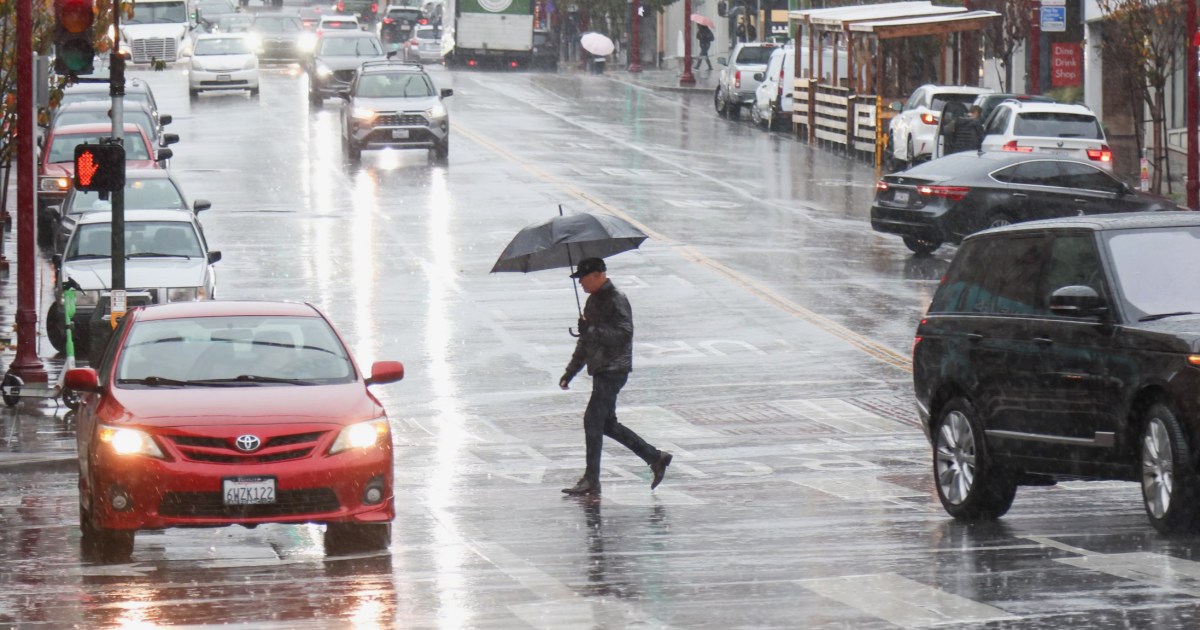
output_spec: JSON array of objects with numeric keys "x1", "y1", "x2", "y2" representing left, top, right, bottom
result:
[
  {"x1": 848, "y1": 10, "x2": 1000, "y2": 38},
  {"x1": 788, "y1": 1, "x2": 966, "y2": 28}
]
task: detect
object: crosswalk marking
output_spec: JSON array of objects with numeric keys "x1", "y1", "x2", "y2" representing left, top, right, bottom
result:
[{"x1": 798, "y1": 573, "x2": 1017, "y2": 627}]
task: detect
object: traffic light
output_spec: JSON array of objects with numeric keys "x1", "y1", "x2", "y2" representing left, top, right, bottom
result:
[
  {"x1": 74, "y1": 143, "x2": 125, "y2": 192},
  {"x1": 54, "y1": 0, "x2": 96, "y2": 77}
]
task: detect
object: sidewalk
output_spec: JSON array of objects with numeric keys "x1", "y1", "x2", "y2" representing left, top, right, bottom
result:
[
  {"x1": 0, "y1": 193, "x2": 77, "y2": 474},
  {"x1": 566, "y1": 56, "x2": 720, "y2": 93}
]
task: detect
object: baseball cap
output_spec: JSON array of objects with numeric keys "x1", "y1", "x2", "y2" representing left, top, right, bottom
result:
[{"x1": 569, "y1": 257, "x2": 606, "y2": 279}]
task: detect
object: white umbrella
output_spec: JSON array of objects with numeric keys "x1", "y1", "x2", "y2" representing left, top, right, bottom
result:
[{"x1": 580, "y1": 32, "x2": 615, "y2": 56}]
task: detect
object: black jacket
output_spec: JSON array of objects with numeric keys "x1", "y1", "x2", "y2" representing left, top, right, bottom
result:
[{"x1": 564, "y1": 279, "x2": 633, "y2": 378}]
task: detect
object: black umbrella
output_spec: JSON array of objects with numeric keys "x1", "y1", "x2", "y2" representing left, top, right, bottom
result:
[{"x1": 491, "y1": 207, "x2": 648, "y2": 329}]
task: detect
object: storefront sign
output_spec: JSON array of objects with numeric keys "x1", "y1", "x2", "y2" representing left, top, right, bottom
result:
[{"x1": 1051, "y1": 43, "x2": 1082, "y2": 87}]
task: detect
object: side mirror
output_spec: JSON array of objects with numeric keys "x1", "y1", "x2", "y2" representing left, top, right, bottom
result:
[
  {"x1": 889, "y1": 101, "x2": 903, "y2": 112},
  {"x1": 365, "y1": 360, "x2": 405, "y2": 385},
  {"x1": 753, "y1": 72, "x2": 764, "y2": 81},
  {"x1": 1120, "y1": 182, "x2": 1134, "y2": 196},
  {"x1": 193, "y1": 199, "x2": 211, "y2": 213},
  {"x1": 162, "y1": 132, "x2": 180, "y2": 145},
  {"x1": 440, "y1": 88, "x2": 453, "y2": 98},
  {"x1": 159, "y1": 114, "x2": 173, "y2": 126},
  {"x1": 1049, "y1": 285, "x2": 1108, "y2": 318},
  {"x1": 207, "y1": 250, "x2": 222, "y2": 264},
  {"x1": 64, "y1": 367, "x2": 100, "y2": 393},
  {"x1": 157, "y1": 148, "x2": 174, "y2": 161},
  {"x1": 717, "y1": 56, "x2": 727, "y2": 66}
]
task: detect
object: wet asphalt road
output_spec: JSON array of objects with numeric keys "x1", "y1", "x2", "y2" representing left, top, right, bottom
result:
[{"x1": 5, "y1": 59, "x2": 1200, "y2": 629}]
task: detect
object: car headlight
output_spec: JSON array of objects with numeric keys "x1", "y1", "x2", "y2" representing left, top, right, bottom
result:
[
  {"x1": 351, "y1": 107, "x2": 376, "y2": 121},
  {"x1": 40, "y1": 176, "x2": 69, "y2": 192},
  {"x1": 166, "y1": 287, "x2": 199, "y2": 302},
  {"x1": 329, "y1": 417, "x2": 390, "y2": 454},
  {"x1": 316, "y1": 63, "x2": 332, "y2": 78},
  {"x1": 425, "y1": 102, "x2": 446, "y2": 119},
  {"x1": 246, "y1": 34, "x2": 262, "y2": 50},
  {"x1": 243, "y1": 57, "x2": 258, "y2": 71},
  {"x1": 98, "y1": 424, "x2": 165, "y2": 459},
  {"x1": 299, "y1": 34, "x2": 317, "y2": 52},
  {"x1": 191, "y1": 57, "x2": 205, "y2": 71},
  {"x1": 72, "y1": 290, "x2": 100, "y2": 307}
]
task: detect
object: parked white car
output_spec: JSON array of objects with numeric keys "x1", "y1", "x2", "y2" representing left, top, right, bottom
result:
[
  {"x1": 188, "y1": 33, "x2": 259, "y2": 97},
  {"x1": 979, "y1": 100, "x2": 1113, "y2": 172},
  {"x1": 751, "y1": 46, "x2": 792, "y2": 130},
  {"x1": 887, "y1": 84, "x2": 992, "y2": 166}
]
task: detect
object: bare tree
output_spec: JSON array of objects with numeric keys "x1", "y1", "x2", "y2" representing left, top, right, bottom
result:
[
  {"x1": 975, "y1": 0, "x2": 1030, "y2": 91},
  {"x1": 1095, "y1": 0, "x2": 1186, "y2": 193}
]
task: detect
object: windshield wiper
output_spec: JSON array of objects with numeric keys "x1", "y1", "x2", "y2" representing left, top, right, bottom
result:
[
  {"x1": 68, "y1": 254, "x2": 111, "y2": 260},
  {"x1": 117, "y1": 376, "x2": 210, "y2": 387},
  {"x1": 127, "y1": 252, "x2": 192, "y2": 259},
  {"x1": 196, "y1": 374, "x2": 318, "y2": 385},
  {"x1": 1138, "y1": 311, "x2": 1200, "y2": 322}
]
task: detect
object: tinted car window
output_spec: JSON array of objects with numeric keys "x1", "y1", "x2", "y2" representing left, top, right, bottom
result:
[
  {"x1": 253, "y1": 16, "x2": 302, "y2": 32},
  {"x1": 931, "y1": 93, "x2": 978, "y2": 113},
  {"x1": 1013, "y1": 112, "x2": 1102, "y2": 139},
  {"x1": 71, "y1": 180, "x2": 186, "y2": 213},
  {"x1": 356, "y1": 73, "x2": 433, "y2": 97},
  {"x1": 1043, "y1": 234, "x2": 1106, "y2": 307},
  {"x1": 735, "y1": 46, "x2": 775, "y2": 64},
  {"x1": 1006, "y1": 160, "x2": 1064, "y2": 187},
  {"x1": 985, "y1": 108, "x2": 1010, "y2": 135},
  {"x1": 1057, "y1": 162, "x2": 1122, "y2": 193},
  {"x1": 934, "y1": 236, "x2": 1046, "y2": 315},
  {"x1": 49, "y1": 131, "x2": 150, "y2": 162},
  {"x1": 1104, "y1": 227, "x2": 1200, "y2": 320}
]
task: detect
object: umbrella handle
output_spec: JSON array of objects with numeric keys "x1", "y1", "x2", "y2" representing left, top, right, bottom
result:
[{"x1": 568, "y1": 327, "x2": 580, "y2": 338}]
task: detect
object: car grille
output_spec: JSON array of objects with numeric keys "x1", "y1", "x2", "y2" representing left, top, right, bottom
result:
[
  {"x1": 333, "y1": 69, "x2": 357, "y2": 83},
  {"x1": 169, "y1": 431, "x2": 326, "y2": 464},
  {"x1": 376, "y1": 112, "x2": 425, "y2": 126},
  {"x1": 132, "y1": 37, "x2": 178, "y2": 63},
  {"x1": 158, "y1": 488, "x2": 340, "y2": 517}
]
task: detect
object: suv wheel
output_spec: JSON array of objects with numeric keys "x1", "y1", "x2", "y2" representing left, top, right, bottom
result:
[
  {"x1": 933, "y1": 398, "x2": 1017, "y2": 521},
  {"x1": 714, "y1": 87, "x2": 727, "y2": 117},
  {"x1": 984, "y1": 213, "x2": 1014, "y2": 230},
  {"x1": 902, "y1": 236, "x2": 941, "y2": 256},
  {"x1": 1141, "y1": 403, "x2": 1200, "y2": 533},
  {"x1": 309, "y1": 89, "x2": 322, "y2": 107},
  {"x1": 345, "y1": 137, "x2": 362, "y2": 160},
  {"x1": 432, "y1": 137, "x2": 449, "y2": 161}
]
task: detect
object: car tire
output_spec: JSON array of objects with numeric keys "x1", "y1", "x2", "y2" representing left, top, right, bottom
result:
[
  {"x1": 249, "y1": 87, "x2": 259, "y2": 97},
  {"x1": 907, "y1": 138, "x2": 919, "y2": 167},
  {"x1": 346, "y1": 137, "x2": 362, "y2": 160},
  {"x1": 983, "y1": 213, "x2": 1014, "y2": 231},
  {"x1": 902, "y1": 236, "x2": 942, "y2": 256},
  {"x1": 1141, "y1": 402, "x2": 1200, "y2": 533},
  {"x1": 47, "y1": 301, "x2": 66, "y2": 354},
  {"x1": 324, "y1": 522, "x2": 391, "y2": 554},
  {"x1": 80, "y1": 501, "x2": 135, "y2": 562},
  {"x1": 714, "y1": 87, "x2": 727, "y2": 117},
  {"x1": 933, "y1": 398, "x2": 1017, "y2": 521},
  {"x1": 751, "y1": 101, "x2": 764, "y2": 127},
  {"x1": 189, "y1": 89, "x2": 200, "y2": 99},
  {"x1": 432, "y1": 137, "x2": 449, "y2": 162},
  {"x1": 309, "y1": 89, "x2": 322, "y2": 107},
  {"x1": 884, "y1": 132, "x2": 900, "y2": 172}
]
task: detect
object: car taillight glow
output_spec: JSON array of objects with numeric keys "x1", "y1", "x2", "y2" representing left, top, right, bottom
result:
[
  {"x1": 734, "y1": 71, "x2": 741, "y2": 89},
  {"x1": 1002, "y1": 140, "x2": 1034, "y2": 153},
  {"x1": 370, "y1": 2, "x2": 377, "y2": 11},
  {"x1": 920, "y1": 113, "x2": 938, "y2": 125},
  {"x1": 419, "y1": 17, "x2": 428, "y2": 24},
  {"x1": 917, "y1": 185, "x2": 970, "y2": 201},
  {"x1": 468, "y1": 58, "x2": 477, "y2": 66},
  {"x1": 875, "y1": 180, "x2": 889, "y2": 192},
  {"x1": 336, "y1": 1, "x2": 344, "y2": 10},
  {"x1": 913, "y1": 335, "x2": 922, "y2": 354},
  {"x1": 777, "y1": 65, "x2": 785, "y2": 97},
  {"x1": 1087, "y1": 145, "x2": 1113, "y2": 163},
  {"x1": 510, "y1": 60, "x2": 519, "y2": 68},
  {"x1": 383, "y1": 16, "x2": 393, "y2": 23}
]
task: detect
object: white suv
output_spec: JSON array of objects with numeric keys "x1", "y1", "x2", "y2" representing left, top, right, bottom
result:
[
  {"x1": 887, "y1": 84, "x2": 992, "y2": 166},
  {"x1": 979, "y1": 101, "x2": 1113, "y2": 171},
  {"x1": 751, "y1": 46, "x2": 792, "y2": 130},
  {"x1": 714, "y1": 42, "x2": 779, "y2": 120}
]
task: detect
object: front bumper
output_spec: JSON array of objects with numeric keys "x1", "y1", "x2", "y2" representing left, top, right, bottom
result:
[
  {"x1": 350, "y1": 117, "x2": 448, "y2": 150},
  {"x1": 190, "y1": 68, "x2": 259, "y2": 91},
  {"x1": 87, "y1": 428, "x2": 394, "y2": 530}
]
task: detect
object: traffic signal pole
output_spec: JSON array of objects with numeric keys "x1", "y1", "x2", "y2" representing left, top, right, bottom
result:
[
  {"x1": 11, "y1": 0, "x2": 49, "y2": 383},
  {"x1": 110, "y1": 7, "x2": 126, "y2": 298}
]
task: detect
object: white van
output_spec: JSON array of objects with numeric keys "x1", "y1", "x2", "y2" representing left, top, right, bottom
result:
[{"x1": 751, "y1": 44, "x2": 848, "y2": 130}]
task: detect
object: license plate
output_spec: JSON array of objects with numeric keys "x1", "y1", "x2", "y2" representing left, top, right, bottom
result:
[
  {"x1": 893, "y1": 190, "x2": 910, "y2": 204},
  {"x1": 392, "y1": 129, "x2": 409, "y2": 139},
  {"x1": 222, "y1": 476, "x2": 276, "y2": 505},
  {"x1": 217, "y1": 74, "x2": 231, "y2": 81}
]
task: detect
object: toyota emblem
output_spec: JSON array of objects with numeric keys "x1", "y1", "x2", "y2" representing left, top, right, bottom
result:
[{"x1": 235, "y1": 435, "x2": 262, "y2": 452}]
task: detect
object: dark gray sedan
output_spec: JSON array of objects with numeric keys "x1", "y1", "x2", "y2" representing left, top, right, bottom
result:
[{"x1": 305, "y1": 31, "x2": 387, "y2": 105}]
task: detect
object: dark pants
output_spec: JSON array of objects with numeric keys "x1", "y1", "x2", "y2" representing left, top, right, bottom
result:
[
  {"x1": 583, "y1": 371, "x2": 659, "y2": 483},
  {"x1": 694, "y1": 43, "x2": 712, "y2": 69}
]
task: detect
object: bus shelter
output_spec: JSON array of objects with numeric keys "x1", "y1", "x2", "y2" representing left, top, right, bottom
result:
[{"x1": 787, "y1": 2, "x2": 998, "y2": 165}]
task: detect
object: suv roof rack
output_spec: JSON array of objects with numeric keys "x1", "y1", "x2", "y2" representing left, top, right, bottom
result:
[{"x1": 359, "y1": 59, "x2": 424, "y2": 72}]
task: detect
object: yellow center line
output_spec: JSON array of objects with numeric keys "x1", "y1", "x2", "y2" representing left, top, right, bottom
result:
[{"x1": 453, "y1": 122, "x2": 914, "y2": 373}]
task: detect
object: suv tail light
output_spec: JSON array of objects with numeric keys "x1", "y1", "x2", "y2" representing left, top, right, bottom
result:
[
  {"x1": 1002, "y1": 140, "x2": 1034, "y2": 153},
  {"x1": 370, "y1": 2, "x2": 377, "y2": 11},
  {"x1": 383, "y1": 16, "x2": 393, "y2": 23},
  {"x1": 920, "y1": 113, "x2": 938, "y2": 125},
  {"x1": 875, "y1": 180, "x2": 889, "y2": 192},
  {"x1": 734, "y1": 71, "x2": 741, "y2": 89},
  {"x1": 917, "y1": 185, "x2": 970, "y2": 201},
  {"x1": 1086, "y1": 145, "x2": 1113, "y2": 163},
  {"x1": 419, "y1": 17, "x2": 428, "y2": 24}
]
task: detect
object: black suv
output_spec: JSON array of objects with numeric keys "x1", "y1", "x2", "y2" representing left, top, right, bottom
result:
[
  {"x1": 914, "y1": 212, "x2": 1200, "y2": 533},
  {"x1": 339, "y1": 60, "x2": 452, "y2": 161}
]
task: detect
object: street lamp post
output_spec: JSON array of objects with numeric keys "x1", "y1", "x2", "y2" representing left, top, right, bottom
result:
[
  {"x1": 680, "y1": 0, "x2": 696, "y2": 85},
  {"x1": 629, "y1": 0, "x2": 643, "y2": 72}
]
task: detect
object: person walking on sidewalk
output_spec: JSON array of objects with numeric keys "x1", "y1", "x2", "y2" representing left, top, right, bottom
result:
[
  {"x1": 559, "y1": 257, "x2": 672, "y2": 496},
  {"x1": 695, "y1": 24, "x2": 714, "y2": 70}
]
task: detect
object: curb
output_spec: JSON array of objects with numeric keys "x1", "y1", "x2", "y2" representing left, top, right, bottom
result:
[
  {"x1": 606, "y1": 73, "x2": 712, "y2": 94},
  {"x1": 0, "y1": 453, "x2": 77, "y2": 474}
]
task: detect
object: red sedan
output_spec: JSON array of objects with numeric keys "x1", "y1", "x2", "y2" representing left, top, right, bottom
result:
[
  {"x1": 65, "y1": 300, "x2": 405, "y2": 560},
  {"x1": 38, "y1": 122, "x2": 168, "y2": 214}
]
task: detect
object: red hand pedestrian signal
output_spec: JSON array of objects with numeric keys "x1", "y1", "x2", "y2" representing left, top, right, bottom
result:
[{"x1": 74, "y1": 144, "x2": 125, "y2": 192}]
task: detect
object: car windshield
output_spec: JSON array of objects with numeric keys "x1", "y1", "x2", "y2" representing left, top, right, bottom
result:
[
  {"x1": 356, "y1": 72, "x2": 433, "y2": 97},
  {"x1": 126, "y1": 1, "x2": 187, "y2": 24},
  {"x1": 116, "y1": 316, "x2": 355, "y2": 385},
  {"x1": 70, "y1": 180, "x2": 186, "y2": 214},
  {"x1": 48, "y1": 132, "x2": 150, "y2": 163},
  {"x1": 319, "y1": 36, "x2": 382, "y2": 56},
  {"x1": 55, "y1": 110, "x2": 156, "y2": 140},
  {"x1": 197, "y1": 0, "x2": 235, "y2": 14},
  {"x1": 59, "y1": 92, "x2": 153, "y2": 110},
  {"x1": 194, "y1": 37, "x2": 253, "y2": 55},
  {"x1": 415, "y1": 28, "x2": 437, "y2": 40},
  {"x1": 1104, "y1": 226, "x2": 1200, "y2": 320},
  {"x1": 254, "y1": 16, "x2": 302, "y2": 32},
  {"x1": 1014, "y1": 112, "x2": 1103, "y2": 139},
  {"x1": 218, "y1": 16, "x2": 254, "y2": 31},
  {"x1": 67, "y1": 221, "x2": 203, "y2": 260},
  {"x1": 734, "y1": 46, "x2": 774, "y2": 64}
]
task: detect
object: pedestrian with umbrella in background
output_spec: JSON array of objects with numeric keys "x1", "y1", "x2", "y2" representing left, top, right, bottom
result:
[
  {"x1": 491, "y1": 208, "x2": 673, "y2": 497},
  {"x1": 692, "y1": 14, "x2": 715, "y2": 70}
]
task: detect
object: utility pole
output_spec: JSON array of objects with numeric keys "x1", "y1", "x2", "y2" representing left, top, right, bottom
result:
[{"x1": 680, "y1": 0, "x2": 696, "y2": 85}]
